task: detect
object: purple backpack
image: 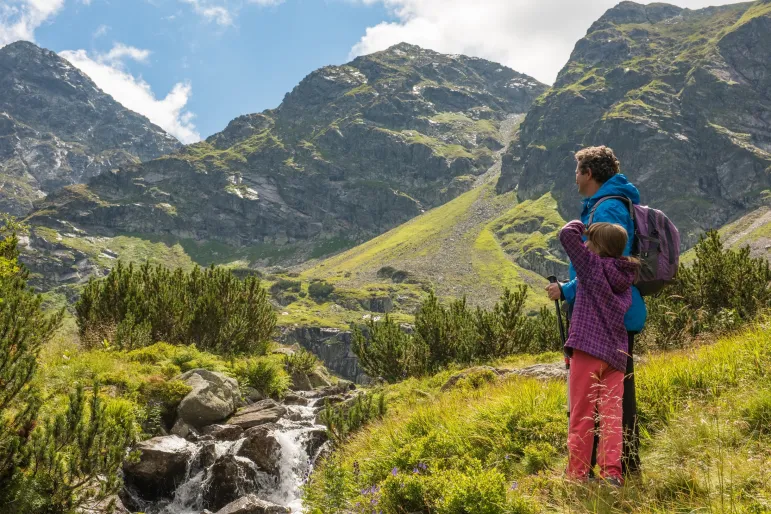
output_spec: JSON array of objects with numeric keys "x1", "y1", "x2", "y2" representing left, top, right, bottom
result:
[{"x1": 589, "y1": 196, "x2": 681, "y2": 296}]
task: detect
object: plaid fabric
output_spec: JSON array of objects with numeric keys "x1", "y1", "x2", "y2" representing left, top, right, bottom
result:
[{"x1": 559, "y1": 220, "x2": 639, "y2": 372}]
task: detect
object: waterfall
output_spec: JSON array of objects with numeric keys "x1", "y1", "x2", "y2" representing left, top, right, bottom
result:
[{"x1": 132, "y1": 395, "x2": 329, "y2": 514}]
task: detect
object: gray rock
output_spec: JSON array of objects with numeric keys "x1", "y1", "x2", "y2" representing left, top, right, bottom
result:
[
  {"x1": 289, "y1": 371, "x2": 312, "y2": 391},
  {"x1": 308, "y1": 369, "x2": 331, "y2": 389},
  {"x1": 171, "y1": 418, "x2": 198, "y2": 440},
  {"x1": 509, "y1": 363, "x2": 568, "y2": 381},
  {"x1": 123, "y1": 436, "x2": 194, "y2": 501},
  {"x1": 177, "y1": 369, "x2": 240, "y2": 428},
  {"x1": 202, "y1": 455, "x2": 263, "y2": 511},
  {"x1": 243, "y1": 387, "x2": 265, "y2": 403},
  {"x1": 237, "y1": 425, "x2": 282, "y2": 476},
  {"x1": 201, "y1": 424, "x2": 245, "y2": 441},
  {"x1": 227, "y1": 400, "x2": 287, "y2": 430},
  {"x1": 215, "y1": 494, "x2": 290, "y2": 514}
]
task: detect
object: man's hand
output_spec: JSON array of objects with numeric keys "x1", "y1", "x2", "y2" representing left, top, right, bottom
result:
[{"x1": 545, "y1": 282, "x2": 562, "y2": 301}]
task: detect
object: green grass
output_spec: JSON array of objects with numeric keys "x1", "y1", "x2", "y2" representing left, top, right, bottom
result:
[
  {"x1": 299, "y1": 181, "x2": 552, "y2": 312},
  {"x1": 305, "y1": 322, "x2": 771, "y2": 513},
  {"x1": 492, "y1": 192, "x2": 567, "y2": 267}
]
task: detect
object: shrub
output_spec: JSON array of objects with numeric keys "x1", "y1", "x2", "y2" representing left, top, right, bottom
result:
[
  {"x1": 284, "y1": 348, "x2": 320, "y2": 375},
  {"x1": 643, "y1": 231, "x2": 771, "y2": 349},
  {"x1": 139, "y1": 378, "x2": 192, "y2": 433},
  {"x1": 235, "y1": 357, "x2": 291, "y2": 398},
  {"x1": 309, "y1": 280, "x2": 335, "y2": 301},
  {"x1": 353, "y1": 286, "x2": 562, "y2": 382},
  {"x1": 76, "y1": 262, "x2": 276, "y2": 355},
  {"x1": 269, "y1": 279, "x2": 301, "y2": 295}
]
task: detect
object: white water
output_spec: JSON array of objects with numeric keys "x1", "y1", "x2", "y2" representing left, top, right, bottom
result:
[{"x1": 140, "y1": 397, "x2": 326, "y2": 514}]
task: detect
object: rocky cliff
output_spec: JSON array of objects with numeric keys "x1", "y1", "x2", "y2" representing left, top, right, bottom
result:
[
  {"x1": 29, "y1": 44, "x2": 546, "y2": 262},
  {"x1": 0, "y1": 41, "x2": 180, "y2": 216},
  {"x1": 499, "y1": 1, "x2": 771, "y2": 246}
]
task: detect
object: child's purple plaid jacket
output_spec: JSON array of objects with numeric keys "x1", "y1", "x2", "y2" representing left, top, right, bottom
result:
[{"x1": 559, "y1": 220, "x2": 639, "y2": 372}]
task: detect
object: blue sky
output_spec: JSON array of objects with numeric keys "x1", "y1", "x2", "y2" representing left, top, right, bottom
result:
[
  {"x1": 0, "y1": 0, "x2": 747, "y2": 143},
  {"x1": 26, "y1": 0, "x2": 394, "y2": 140}
]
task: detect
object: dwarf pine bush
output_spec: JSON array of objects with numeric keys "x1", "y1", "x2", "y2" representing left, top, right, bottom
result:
[
  {"x1": 76, "y1": 262, "x2": 276, "y2": 355},
  {"x1": 353, "y1": 286, "x2": 561, "y2": 381},
  {"x1": 643, "y1": 231, "x2": 771, "y2": 349}
]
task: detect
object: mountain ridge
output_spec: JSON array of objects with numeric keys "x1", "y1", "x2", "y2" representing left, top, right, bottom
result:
[{"x1": 0, "y1": 41, "x2": 180, "y2": 216}]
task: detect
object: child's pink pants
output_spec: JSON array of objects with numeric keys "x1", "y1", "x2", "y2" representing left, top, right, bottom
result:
[{"x1": 567, "y1": 349, "x2": 625, "y2": 480}]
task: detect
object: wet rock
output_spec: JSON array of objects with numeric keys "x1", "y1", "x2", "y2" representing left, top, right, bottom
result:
[
  {"x1": 177, "y1": 369, "x2": 241, "y2": 428},
  {"x1": 307, "y1": 380, "x2": 356, "y2": 399},
  {"x1": 283, "y1": 393, "x2": 310, "y2": 406},
  {"x1": 201, "y1": 424, "x2": 245, "y2": 441},
  {"x1": 202, "y1": 455, "x2": 263, "y2": 511},
  {"x1": 123, "y1": 436, "x2": 194, "y2": 502},
  {"x1": 214, "y1": 494, "x2": 290, "y2": 514},
  {"x1": 304, "y1": 427, "x2": 329, "y2": 458},
  {"x1": 227, "y1": 400, "x2": 287, "y2": 430},
  {"x1": 237, "y1": 425, "x2": 282, "y2": 476}
]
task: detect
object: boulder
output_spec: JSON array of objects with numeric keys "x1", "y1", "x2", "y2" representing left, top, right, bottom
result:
[
  {"x1": 308, "y1": 369, "x2": 331, "y2": 389},
  {"x1": 201, "y1": 424, "x2": 245, "y2": 441},
  {"x1": 177, "y1": 369, "x2": 241, "y2": 428},
  {"x1": 202, "y1": 455, "x2": 264, "y2": 511},
  {"x1": 237, "y1": 424, "x2": 282, "y2": 476},
  {"x1": 283, "y1": 392, "x2": 310, "y2": 406},
  {"x1": 171, "y1": 418, "x2": 199, "y2": 440},
  {"x1": 215, "y1": 494, "x2": 290, "y2": 514},
  {"x1": 243, "y1": 387, "x2": 265, "y2": 403},
  {"x1": 227, "y1": 400, "x2": 287, "y2": 430},
  {"x1": 289, "y1": 371, "x2": 312, "y2": 391},
  {"x1": 123, "y1": 436, "x2": 194, "y2": 501},
  {"x1": 304, "y1": 427, "x2": 328, "y2": 458}
]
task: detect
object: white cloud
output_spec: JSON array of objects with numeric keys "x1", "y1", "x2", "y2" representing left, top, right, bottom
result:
[
  {"x1": 0, "y1": 0, "x2": 64, "y2": 46},
  {"x1": 180, "y1": 0, "x2": 233, "y2": 25},
  {"x1": 179, "y1": 0, "x2": 284, "y2": 25},
  {"x1": 93, "y1": 24, "x2": 109, "y2": 38},
  {"x1": 60, "y1": 44, "x2": 201, "y2": 143},
  {"x1": 102, "y1": 43, "x2": 151, "y2": 64},
  {"x1": 352, "y1": 0, "x2": 749, "y2": 85}
]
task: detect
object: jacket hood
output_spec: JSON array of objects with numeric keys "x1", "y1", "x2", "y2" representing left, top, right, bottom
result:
[
  {"x1": 584, "y1": 174, "x2": 641, "y2": 211},
  {"x1": 602, "y1": 257, "x2": 639, "y2": 294}
]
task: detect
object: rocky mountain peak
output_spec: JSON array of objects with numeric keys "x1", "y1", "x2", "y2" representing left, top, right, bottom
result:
[
  {"x1": 0, "y1": 41, "x2": 180, "y2": 215},
  {"x1": 595, "y1": 1, "x2": 683, "y2": 27}
]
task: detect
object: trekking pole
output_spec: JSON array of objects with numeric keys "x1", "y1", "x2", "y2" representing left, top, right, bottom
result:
[{"x1": 547, "y1": 275, "x2": 570, "y2": 422}]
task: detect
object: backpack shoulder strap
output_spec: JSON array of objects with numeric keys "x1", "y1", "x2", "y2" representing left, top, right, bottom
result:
[{"x1": 588, "y1": 195, "x2": 634, "y2": 225}]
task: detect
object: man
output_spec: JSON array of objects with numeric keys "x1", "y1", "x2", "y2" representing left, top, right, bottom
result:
[{"x1": 546, "y1": 145, "x2": 646, "y2": 475}]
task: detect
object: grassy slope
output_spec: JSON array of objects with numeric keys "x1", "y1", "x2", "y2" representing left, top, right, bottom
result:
[
  {"x1": 298, "y1": 181, "x2": 553, "y2": 313},
  {"x1": 305, "y1": 323, "x2": 771, "y2": 513}
]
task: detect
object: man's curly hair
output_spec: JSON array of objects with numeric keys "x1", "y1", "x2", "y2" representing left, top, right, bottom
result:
[{"x1": 575, "y1": 146, "x2": 620, "y2": 184}]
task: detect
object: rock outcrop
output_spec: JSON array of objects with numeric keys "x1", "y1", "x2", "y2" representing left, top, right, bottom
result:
[
  {"x1": 122, "y1": 435, "x2": 194, "y2": 501},
  {"x1": 177, "y1": 369, "x2": 241, "y2": 428}
]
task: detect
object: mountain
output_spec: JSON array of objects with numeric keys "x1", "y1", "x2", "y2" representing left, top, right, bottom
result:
[
  {"x1": 27, "y1": 44, "x2": 546, "y2": 266},
  {"x1": 0, "y1": 41, "x2": 180, "y2": 216},
  {"x1": 499, "y1": 1, "x2": 771, "y2": 248}
]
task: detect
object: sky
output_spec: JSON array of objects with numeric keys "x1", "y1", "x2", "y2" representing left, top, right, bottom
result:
[{"x1": 0, "y1": 0, "x2": 749, "y2": 143}]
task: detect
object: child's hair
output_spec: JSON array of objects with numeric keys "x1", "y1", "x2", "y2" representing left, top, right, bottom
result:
[{"x1": 585, "y1": 222, "x2": 628, "y2": 258}]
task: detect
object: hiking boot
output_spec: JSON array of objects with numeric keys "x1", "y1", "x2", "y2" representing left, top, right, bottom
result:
[{"x1": 603, "y1": 476, "x2": 624, "y2": 487}]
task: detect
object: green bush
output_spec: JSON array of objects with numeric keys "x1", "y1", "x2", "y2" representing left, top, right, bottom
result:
[
  {"x1": 139, "y1": 379, "x2": 192, "y2": 433},
  {"x1": 235, "y1": 357, "x2": 291, "y2": 398},
  {"x1": 309, "y1": 280, "x2": 335, "y2": 301},
  {"x1": 643, "y1": 231, "x2": 771, "y2": 349},
  {"x1": 353, "y1": 286, "x2": 562, "y2": 382},
  {"x1": 284, "y1": 348, "x2": 320, "y2": 375},
  {"x1": 0, "y1": 223, "x2": 138, "y2": 510},
  {"x1": 76, "y1": 262, "x2": 276, "y2": 355},
  {"x1": 269, "y1": 279, "x2": 302, "y2": 295}
]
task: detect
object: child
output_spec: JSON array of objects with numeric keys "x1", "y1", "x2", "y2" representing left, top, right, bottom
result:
[{"x1": 559, "y1": 220, "x2": 639, "y2": 484}]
